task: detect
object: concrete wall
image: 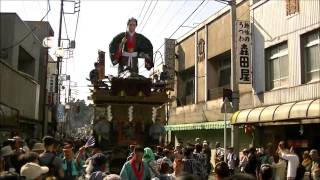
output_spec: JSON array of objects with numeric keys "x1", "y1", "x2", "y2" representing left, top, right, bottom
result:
[
  {"x1": 0, "y1": 61, "x2": 40, "y2": 120},
  {"x1": 0, "y1": 13, "x2": 41, "y2": 80}
]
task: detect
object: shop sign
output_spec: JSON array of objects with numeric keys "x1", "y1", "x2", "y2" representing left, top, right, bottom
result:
[{"x1": 236, "y1": 20, "x2": 251, "y2": 84}]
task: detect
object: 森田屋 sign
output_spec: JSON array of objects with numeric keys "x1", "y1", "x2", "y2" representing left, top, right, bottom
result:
[{"x1": 236, "y1": 21, "x2": 251, "y2": 84}]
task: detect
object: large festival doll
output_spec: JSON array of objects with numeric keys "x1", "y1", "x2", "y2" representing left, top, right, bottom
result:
[{"x1": 109, "y1": 17, "x2": 154, "y2": 75}]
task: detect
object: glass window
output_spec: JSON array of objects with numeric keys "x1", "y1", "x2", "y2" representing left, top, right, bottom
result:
[
  {"x1": 266, "y1": 43, "x2": 289, "y2": 90},
  {"x1": 219, "y1": 59, "x2": 231, "y2": 86},
  {"x1": 303, "y1": 29, "x2": 320, "y2": 83}
]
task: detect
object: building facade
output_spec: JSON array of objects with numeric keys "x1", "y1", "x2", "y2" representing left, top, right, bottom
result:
[
  {"x1": 166, "y1": 0, "x2": 252, "y2": 152},
  {"x1": 231, "y1": 0, "x2": 320, "y2": 151},
  {"x1": 0, "y1": 13, "x2": 55, "y2": 139}
]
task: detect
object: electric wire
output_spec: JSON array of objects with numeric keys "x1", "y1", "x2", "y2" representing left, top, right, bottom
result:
[
  {"x1": 1, "y1": 0, "x2": 51, "y2": 51},
  {"x1": 140, "y1": 0, "x2": 159, "y2": 33},
  {"x1": 138, "y1": 0, "x2": 153, "y2": 31},
  {"x1": 137, "y1": 0, "x2": 148, "y2": 20}
]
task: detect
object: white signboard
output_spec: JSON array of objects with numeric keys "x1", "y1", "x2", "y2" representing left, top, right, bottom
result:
[{"x1": 236, "y1": 21, "x2": 251, "y2": 84}]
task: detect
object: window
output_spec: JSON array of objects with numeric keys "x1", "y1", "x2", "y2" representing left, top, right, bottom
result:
[
  {"x1": 18, "y1": 46, "x2": 35, "y2": 77},
  {"x1": 219, "y1": 59, "x2": 231, "y2": 86},
  {"x1": 266, "y1": 43, "x2": 289, "y2": 90},
  {"x1": 286, "y1": 0, "x2": 299, "y2": 16},
  {"x1": 302, "y1": 29, "x2": 320, "y2": 83}
]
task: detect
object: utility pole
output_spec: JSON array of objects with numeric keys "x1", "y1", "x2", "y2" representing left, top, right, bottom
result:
[
  {"x1": 56, "y1": 0, "x2": 63, "y2": 101},
  {"x1": 230, "y1": 0, "x2": 239, "y2": 155},
  {"x1": 55, "y1": 0, "x2": 64, "y2": 135}
]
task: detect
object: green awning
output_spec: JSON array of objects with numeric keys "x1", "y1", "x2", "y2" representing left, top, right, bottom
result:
[{"x1": 165, "y1": 121, "x2": 229, "y2": 131}]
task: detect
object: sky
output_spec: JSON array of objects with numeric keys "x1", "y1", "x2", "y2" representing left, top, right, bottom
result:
[{"x1": 1, "y1": 0, "x2": 226, "y2": 103}]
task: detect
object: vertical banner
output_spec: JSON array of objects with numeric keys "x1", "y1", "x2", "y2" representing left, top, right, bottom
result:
[
  {"x1": 236, "y1": 21, "x2": 251, "y2": 84},
  {"x1": 98, "y1": 50, "x2": 105, "y2": 80},
  {"x1": 56, "y1": 104, "x2": 65, "y2": 122},
  {"x1": 164, "y1": 38, "x2": 176, "y2": 89}
]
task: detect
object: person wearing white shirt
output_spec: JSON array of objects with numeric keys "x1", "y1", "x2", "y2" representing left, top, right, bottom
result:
[{"x1": 278, "y1": 146, "x2": 299, "y2": 180}]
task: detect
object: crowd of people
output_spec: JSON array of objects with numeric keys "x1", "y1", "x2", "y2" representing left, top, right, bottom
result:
[{"x1": 0, "y1": 135, "x2": 319, "y2": 180}]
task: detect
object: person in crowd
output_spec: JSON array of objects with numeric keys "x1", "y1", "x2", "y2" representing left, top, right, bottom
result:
[
  {"x1": 158, "y1": 149, "x2": 173, "y2": 172},
  {"x1": 103, "y1": 174, "x2": 121, "y2": 180},
  {"x1": 278, "y1": 146, "x2": 299, "y2": 180},
  {"x1": 310, "y1": 149, "x2": 320, "y2": 180},
  {"x1": 143, "y1": 147, "x2": 159, "y2": 178},
  {"x1": 272, "y1": 154, "x2": 286, "y2": 180},
  {"x1": 193, "y1": 143, "x2": 208, "y2": 179},
  {"x1": 171, "y1": 158, "x2": 183, "y2": 179},
  {"x1": 257, "y1": 147, "x2": 273, "y2": 165},
  {"x1": 259, "y1": 164, "x2": 273, "y2": 180},
  {"x1": 302, "y1": 151, "x2": 312, "y2": 174},
  {"x1": 31, "y1": 143, "x2": 45, "y2": 155},
  {"x1": 239, "y1": 148, "x2": 249, "y2": 173},
  {"x1": 120, "y1": 145, "x2": 151, "y2": 180},
  {"x1": 127, "y1": 145, "x2": 136, "y2": 161},
  {"x1": 61, "y1": 143, "x2": 85, "y2": 180},
  {"x1": 10, "y1": 136, "x2": 26, "y2": 172},
  {"x1": 0, "y1": 171, "x2": 20, "y2": 180},
  {"x1": 214, "y1": 161, "x2": 230, "y2": 180},
  {"x1": 226, "y1": 147, "x2": 237, "y2": 175},
  {"x1": 39, "y1": 136, "x2": 64, "y2": 179},
  {"x1": 20, "y1": 162, "x2": 49, "y2": 180},
  {"x1": 213, "y1": 142, "x2": 224, "y2": 169},
  {"x1": 86, "y1": 153, "x2": 109, "y2": 180},
  {"x1": 202, "y1": 141, "x2": 212, "y2": 175},
  {"x1": 181, "y1": 146, "x2": 203, "y2": 179},
  {"x1": 155, "y1": 146, "x2": 164, "y2": 161},
  {"x1": 0, "y1": 145, "x2": 15, "y2": 172},
  {"x1": 17, "y1": 152, "x2": 40, "y2": 172},
  {"x1": 225, "y1": 173, "x2": 256, "y2": 180},
  {"x1": 244, "y1": 147, "x2": 260, "y2": 177},
  {"x1": 154, "y1": 161, "x2": 172, "y2": 180},
  {"x1": 174, "y1": 145, "x2": 183, "y2": 161}
]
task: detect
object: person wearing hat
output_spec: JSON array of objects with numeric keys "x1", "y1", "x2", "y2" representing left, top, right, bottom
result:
[
  {"x1": 62, "y1": 143, "x2": 85, "y2": 180},
  {"x1": 142, "y1": 147, "x2": 159, "y2": 178},
  {"x1": 32, "y1": 143, "x2": 45, "y2": 155},
  {"x1": 20, "y1": 162, "x2": 49, "y2": 180},
  {"x1": 120, "y1": 146, "x2": 151, "y2": 180},
  {"x1": 86, "y1": 153, "x2": 109, "y2": 180},
  {"x1": 39, "y1": 136, "x2": 64, "y2": 179},
  {"x1": 1, "y1": 145, "x2": 15, "y2": 172}
]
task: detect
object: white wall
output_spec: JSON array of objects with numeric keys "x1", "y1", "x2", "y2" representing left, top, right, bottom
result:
[{"x1": 251, "y1": 0, "x2": 320, "y2": 96}]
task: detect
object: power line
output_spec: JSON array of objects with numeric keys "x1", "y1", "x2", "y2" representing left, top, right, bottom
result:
[
  {"x1": 140, "y1": 0, "x2": 159, "y2": 33},
  {"x1": 137, "y1": 0, "x2": 148, "y2": 20},
  {"x1": 1, "y1": 0, "x2": 51, "y2": 51},
  {"x1": 154, "y1": 0, "x2": 206, "y2": 57},
  {"x1": 138, "y1": 0, "x2": 153, "y2": 31},
  {"x1": 155, "y1": 0, "x2": 187, "y2": 37}
]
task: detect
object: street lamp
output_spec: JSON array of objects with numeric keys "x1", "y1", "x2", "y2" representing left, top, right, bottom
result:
[
  {"x1": 42, "y1": 37, "x2": 54, "y2": 48},
  {"x1": 54, "y1": 47, "x2": 65, "y2": 58}
]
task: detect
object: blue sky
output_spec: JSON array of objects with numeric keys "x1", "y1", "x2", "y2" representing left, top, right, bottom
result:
[{"x1": 1, "y1": 0, "x2": 226, "y2": 102}]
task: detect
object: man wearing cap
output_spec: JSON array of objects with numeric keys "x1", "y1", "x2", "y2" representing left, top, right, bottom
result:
[
  {"x1": 120, "y1": 146, "x2": 151, "y2": 180},
  {"x1": 32, "y1": 143, "x2": 45, "y2": 155},
  {"x1": 0, "y1": 145, "x2": 15, "y2": 172},
  {"x1": 20, "y1": 162, "x2": 49, "y2": 180},
  {"x1": 39, "y1": 136, "x2": 64, "y2": 179}
]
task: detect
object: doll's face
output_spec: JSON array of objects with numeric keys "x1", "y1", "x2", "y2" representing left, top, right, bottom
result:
[{"x1": 128, "y1": 20, "x2": 137, "y2": 33}]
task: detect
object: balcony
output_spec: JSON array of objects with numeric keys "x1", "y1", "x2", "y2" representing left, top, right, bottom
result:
[{"x1": 0, "y1": 60, "x2": 40, "y2": 120}]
